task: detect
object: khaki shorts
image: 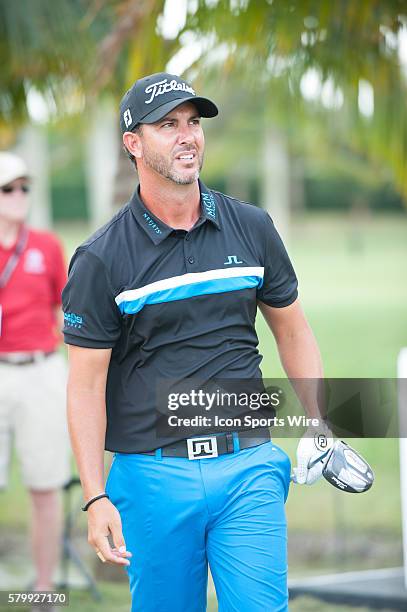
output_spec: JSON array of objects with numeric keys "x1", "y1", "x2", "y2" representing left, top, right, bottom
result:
[{"x1": 0, "y1": 352, "x2": 71, "y2": 490}]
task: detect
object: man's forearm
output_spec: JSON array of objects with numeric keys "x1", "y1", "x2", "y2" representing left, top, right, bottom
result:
[
  {"x1": 276, "y1": 323, "x2": 323, "y2": 378},
  {"x1": 276, "y1": 325, "x2": 325, "y2": 419},
  {"x1": 67, "y1": 386, "x2": 107, "y2": 501}
]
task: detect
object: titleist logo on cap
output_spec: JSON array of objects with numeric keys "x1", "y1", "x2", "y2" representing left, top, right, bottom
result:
[
  {"x1": 119, "y1": 71, "x2": 218, "y2": 132},
  {"x1": 144, "y1": 78, "x2": 196, "y2": 105}
]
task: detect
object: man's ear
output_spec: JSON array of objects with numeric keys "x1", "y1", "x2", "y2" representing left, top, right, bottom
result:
[{"x1": 123, "y1": 131, "x2": 142, "y2": 160}]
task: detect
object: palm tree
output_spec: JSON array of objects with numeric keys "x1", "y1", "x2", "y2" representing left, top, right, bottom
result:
[
  {"x1": 1, "y1": 0, "x2": 406, "y2": 201},
  {"x1": 179, "y1": 0, "x2": 407, "y2": 199}
]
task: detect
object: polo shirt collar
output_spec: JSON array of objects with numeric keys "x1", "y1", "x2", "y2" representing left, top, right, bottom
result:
[
  {"x1": 130, "y1": 187, "x2": 173, "y2": 245},
  {"x1": 198, "y1": 180, "x2": 221, "y2": 230},
  {"x1": 130, "y1": 179, "x2": 221, "y2": 245}
]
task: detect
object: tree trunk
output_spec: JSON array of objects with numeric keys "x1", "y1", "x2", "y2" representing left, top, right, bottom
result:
[
  {"x1": 85, "y1": 101, "x2": 120, "y2": 229},
  {"x1": 16, "y1": 126, "x2": 51, "y2": 229},
  {"x1": 261, "y1": 126, "x2": 291, "y2": 243}
]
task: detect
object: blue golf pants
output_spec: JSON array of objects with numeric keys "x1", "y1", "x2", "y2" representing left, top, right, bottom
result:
[{"x1": 105, "y1": 439, "x2": 291, "y2": 611}]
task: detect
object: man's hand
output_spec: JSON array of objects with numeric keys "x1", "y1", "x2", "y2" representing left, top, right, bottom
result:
[
  {"x1": 292, "y1": 422, "x2": 334, "y2": 485},
  {"x1": 87, "y1": 498, "x2": 132, "y2": 565}
]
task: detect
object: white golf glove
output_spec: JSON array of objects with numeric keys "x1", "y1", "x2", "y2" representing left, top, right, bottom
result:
[{"x1": 292, "y1": 422, "x2": 334, "y2": 485}]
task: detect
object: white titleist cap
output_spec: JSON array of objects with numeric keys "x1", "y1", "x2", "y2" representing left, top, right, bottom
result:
[{"x1": 0, "y1": 152, "x2": 29, "y2": 188}]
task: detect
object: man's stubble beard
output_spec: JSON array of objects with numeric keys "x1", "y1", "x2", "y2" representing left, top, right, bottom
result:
[{"x1": 141, "y1": 144, "x2": 204, "y2": 185}]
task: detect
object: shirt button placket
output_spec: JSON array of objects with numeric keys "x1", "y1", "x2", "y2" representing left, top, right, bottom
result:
[{"x1": 184, "y1": 234, "x2": 196, "y2": 270}]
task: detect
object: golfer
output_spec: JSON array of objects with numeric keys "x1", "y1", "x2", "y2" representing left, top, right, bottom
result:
[{"x1": 63, "y1": 72, "x2": 329, "y2": 611}]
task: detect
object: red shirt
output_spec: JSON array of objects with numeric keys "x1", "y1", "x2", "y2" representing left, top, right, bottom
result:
[{"x1": 0, "y1": 227, "x2": 67, "y2": 353}]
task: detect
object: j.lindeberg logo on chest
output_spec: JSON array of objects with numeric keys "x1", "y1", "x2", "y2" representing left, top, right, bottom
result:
[
  {"x1": 144, "y1": 79, "x2": 195, "y2": 104},
  {"x1": 224, "y1": 255, "x2": 243, "y2": 265},
  {"x1": 23, "y1": 248, "x2": 46, "y2": 274}
]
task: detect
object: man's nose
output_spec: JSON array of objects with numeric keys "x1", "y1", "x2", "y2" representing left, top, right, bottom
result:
[{"x1": 177, "y1": 123, "x2": 194, "y2": 144}]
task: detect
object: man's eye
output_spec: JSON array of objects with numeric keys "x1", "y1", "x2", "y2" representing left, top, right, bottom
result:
[
  {"x1": 162, "y1": 122, "x2": 175, "y2": 128},
  {"x1": 190, "y1": 119, "x2": 200, "y2": 125}
]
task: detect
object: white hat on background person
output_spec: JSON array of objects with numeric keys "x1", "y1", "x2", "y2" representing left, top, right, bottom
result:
[{"x1": 0, "y1": 152, "x2": 29, "y2": 188}]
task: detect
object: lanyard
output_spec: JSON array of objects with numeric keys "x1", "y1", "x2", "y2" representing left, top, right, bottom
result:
[{"x1": 0, "y1": 226, "x2": 29, "y2": 289}]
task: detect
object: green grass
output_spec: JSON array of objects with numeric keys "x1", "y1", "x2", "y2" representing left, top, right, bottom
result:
[
  {"x1": 257, "y1": 213, "x2": 407, "y2": 378},
  {"x1": 255, "y1": 213, "x2": 406, "y2": 573}
]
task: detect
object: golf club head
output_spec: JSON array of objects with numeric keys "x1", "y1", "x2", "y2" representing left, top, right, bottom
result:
[{"x1": 322, "y1": 440, "x2": 374, "y2": 493}]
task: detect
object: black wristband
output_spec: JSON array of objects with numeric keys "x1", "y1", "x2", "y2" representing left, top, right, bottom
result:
[{"x1": 82, "y1": 493, "x2": 110, "y2": 512}]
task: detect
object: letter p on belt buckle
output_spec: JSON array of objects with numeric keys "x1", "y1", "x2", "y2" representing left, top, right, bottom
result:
[{"x1": 187, "y1": 436, "x2": 218, "y2": 460}]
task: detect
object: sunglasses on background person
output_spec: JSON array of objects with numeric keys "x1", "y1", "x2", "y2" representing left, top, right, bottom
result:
[{"x1": 1, "y1": 184, "x2": 30, "y2": 194}]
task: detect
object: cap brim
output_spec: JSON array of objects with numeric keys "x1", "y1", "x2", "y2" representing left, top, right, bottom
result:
[
  {"x1": 139, "y1": 96, "x2": 218, "y2": 125},
  {"x1": 0, "y1": 172, "x2": 29, "y2": 188}
]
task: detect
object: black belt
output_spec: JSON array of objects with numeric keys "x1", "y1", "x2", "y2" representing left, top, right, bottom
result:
[
  {"x1": 141, "y1": 429, "x2": 271, "y2": 459},
  {"x1": 0, "y1": 351, "x2": 55, "y2": 366}
]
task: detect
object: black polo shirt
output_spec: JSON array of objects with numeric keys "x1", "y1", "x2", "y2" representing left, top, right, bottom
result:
[{"x1": 62, "y1": 180, "x2": 298, "y2": 452}]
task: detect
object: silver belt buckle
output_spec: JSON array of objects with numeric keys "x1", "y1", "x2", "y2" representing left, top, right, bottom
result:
[{"x1": 187, "y1": 436, "x2": 218, "y2": 460}]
